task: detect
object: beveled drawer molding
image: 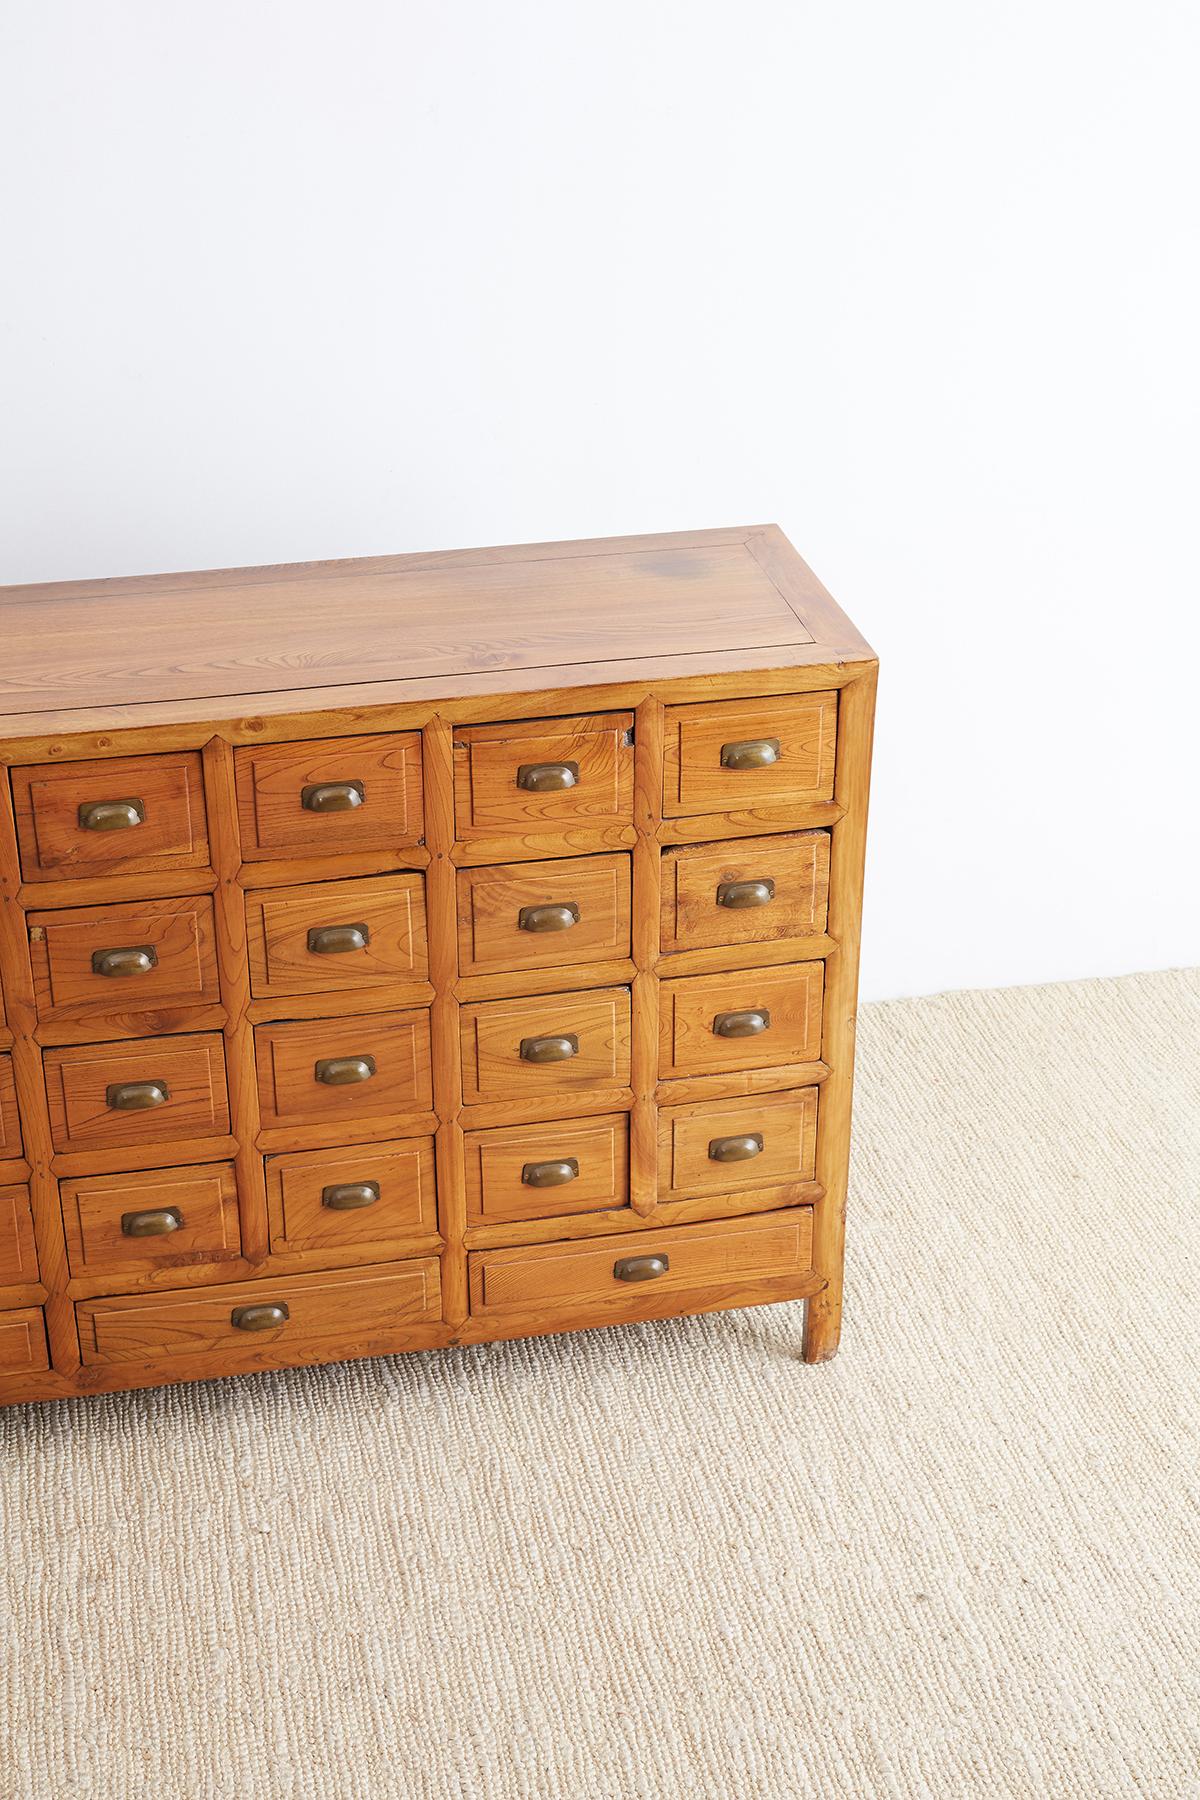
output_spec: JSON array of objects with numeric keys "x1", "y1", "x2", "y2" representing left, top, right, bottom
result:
[{"x1": 0, "y1": 524, "x2": 874, "y2": 1403}]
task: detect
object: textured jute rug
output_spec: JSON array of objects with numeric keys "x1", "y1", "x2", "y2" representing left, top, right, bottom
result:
[{"x1": 2, "y1": 968, "x2": 1198, "y2": 1799}]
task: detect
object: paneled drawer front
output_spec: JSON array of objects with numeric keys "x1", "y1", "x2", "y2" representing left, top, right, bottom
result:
[
  {"x1": 44, "y1": 1034, "x2": 231, "y2": 1154},
  {"x1": 660, "y1": 832, "x2": 830, "y2": 954},
  {"x1": 469, "y1": 1210, "x2": 815, "y2": 1321},
  {"x1": 12, "y1": 753, "x2": 209, "y2": 881},
  {"x1": 28, "y1": 895, "x2": 220, "y2": 1024},
  {"x1": 0, "y1": 1186, "x2": 38, "y2": 1286},
  {"x1": 76, "y1": 1260, "x2": 443, "y2": 1366},
  {"x1": 457, "y1": 854, "x2": 631, "y2": 978},
  {"x1": 59, "y1": 1163, "x2": 241, "y2": 1278},
  {"x1": 453, "y1": 713, "x2": 634, "y2": 842},
  {"x1": 658, "y1": 1089, "x2": 818, "y2": 1199},
  {"x1": 464, "y1": 1113, "x2": 628, "y2": 1224},
  {"x1": 0, "y1": 1055, "x2": 21, "y2": 1159},
  {"x1": 234, "y1": 733, "x2": 424, "y2": 858},
  {"x1": 662, "y1": 693, "x2": 837, "y2": 817},
  {"x1": 0, "y1": 1307, "x2": 49, "y2": 1376},
  {"x1": 265, "y1": 1138, "x2": 438, "y2": 1255},
  {"x1": 255, "y1": 1011, "x2": 433, "y2": 1131},
  {"x1": 460, "y1": 986, "x2": 631, "y2": 1106},
  {"x1": 659, "y1": 964, "x2": 824, "y2": 1078},
  {"x1": 245, "y1": 875, "x2": 428, "y2": 997}
]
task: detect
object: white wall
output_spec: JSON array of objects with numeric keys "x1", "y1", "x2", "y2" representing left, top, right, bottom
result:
[{"x1": 2, "y1": 1, "x2": 1197, "y2": 1000}]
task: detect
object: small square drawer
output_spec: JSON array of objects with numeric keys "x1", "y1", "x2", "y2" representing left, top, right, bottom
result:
[
  {"x1": 0, "y1": 1186, "x2": 38, "y2": 1286},
  {"x1": 0, "y1": 1054, "x2": 21, "y2": 1159},
  {"x1": 662, "y1": 692, "x2": 837, "y2": 818},
  {"x1": 660, "y1": 832, "x2": 830, "y2": 955},
  {"x1": 658, "y1": 964, "x2": 824, "y2": 1079},
  {"x1": 464, "y1": 1113, "x2": 629, "y2": 1224},
  {"x1": 59, "y1": 1163, "x2": 241, "y2": 1279},
  {"x1": 657, "y1": 1088, "x2": 818, "y2": 1200},
  {"x1": 245, "y1": 874, "x2": 428, "y2": 998},
  {"x1": 234, "y1": 733, "x2": 424, "y2": 859},
  {"x1": 12, "y1": 753, "x2": 209, "y2": 882},
  {"x1": 265, "y1": 1137, "x2": 438, "y2": 1256},
  {"x1": 75, "y1": 1259, "x2": 443, "y2": 1367},
  {"x1": 457, "y1": 854, "x2": 631, "y2": 978},
  {"x1": 0, "y1": 1307, "x2": 49, "y2": 1376},
  {"x1": 460, "y1": 986, "x2": 631, "y2": 1106},
  {"x1": 27, "y1": 895, "x2": 220, "y2": 1025},
  {"x1": 453, "y1": 713, "x2": 634, "y2": 845},
  {"x1": 255, "y1": 1011, "x2": 433, "y2": 1133},
  {"x1": 468, "y1": 1209, "x2": 815, "y2": 1323},
  {"x1": 43, "y1": 1033, "x2": 231, "y2": 1155}
]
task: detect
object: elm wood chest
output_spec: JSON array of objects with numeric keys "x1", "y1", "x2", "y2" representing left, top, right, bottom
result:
[{"x1": 0, "y1": 525, "x2": 875, "y2": 1404}]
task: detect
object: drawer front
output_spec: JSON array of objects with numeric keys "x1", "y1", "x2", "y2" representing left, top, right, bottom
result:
[
  {"x1": 234, "y1": 733, "x2": 424, "y2": 858},
  {"x1": 660, "y1": 832, "x2": 830, "y2": 954},
  {"x1": 28, "y1": 895, "x2": 220, "y2": 1024},
  {"x1": 265, "y1": 1137, "x2": 438, "y2": 1254},
  {"x1": 663, "y1": 693, "x2": 837, "y2": 817},
  {"x1": 255, "y1": 1011, "x2": 433, "y2": 1131},
  {"x1": 44, "y1": 1034, "x2": 231, "y2": 1154},
  {"x1": 12, "y1": 753, "x2": 209, "y2": 881},
  {"x1": 0, "y1": 1186, "x2": 38, "y2": 1286},
  {"x1": 457, "y1": 854, "x2": 631, "y2": 978},
  {"x1": 0, "y1": 1307, "x2": 49, "y2": 1376},
  {"x1": 453, "y1": 713, "x2": 634, "y2": 841},
  {"x1": 469, "y1": 1210, "x2": 815, "y2": 1321},
  {"x1": 659, "y1": 964, "x2": 824, "y2": 1078},
  {"x1": 460, "y1": 986, "x2": 631, "y2": 1106},
  {"x1": 657, "y1": 1089, "x2": 818, "y2": 1199},
  {"x1": 59, "y1": 1163, "x2": 241, "y2": 1278},
  {"x1": 245, "y1": 874, "x2": 428, "y2": 998},
  {"x1": 76, "y1": 1259, "x2": 443, "y2": 1366},
  {"x1": 0, "y1": 1055, "x2": 21, "y2": 1159},
  {"x1": 464, "y1": 1113, "x2": 629, "y2": 1224}
]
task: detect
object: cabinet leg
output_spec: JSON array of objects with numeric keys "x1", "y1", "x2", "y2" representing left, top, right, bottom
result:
[{"x1": 802, "y1": 1284, "x2": 842, "y2": 1362}]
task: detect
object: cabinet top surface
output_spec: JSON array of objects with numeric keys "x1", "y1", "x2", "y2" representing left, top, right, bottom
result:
[{"x1": 0, "y1": 525, "x2": 873, "y2": 743}]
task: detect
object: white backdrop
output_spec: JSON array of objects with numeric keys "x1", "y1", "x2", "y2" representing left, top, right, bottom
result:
[{"x1": 2, "y1": 1, "x2": 1197, "y2": 999}]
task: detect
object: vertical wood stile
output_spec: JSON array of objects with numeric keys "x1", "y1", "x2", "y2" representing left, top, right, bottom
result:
[
  {"x1": 630, "y1": 696, "x2": 665, "y2": 1216},
  {"x1": 804, "y1": 665, "x2": 878, "y2": 1361},
  {"x1": 423, "y1": 717, "x2": 468, "y2": 1327},
  {"x1": 202, "y1": 737, "x2": 269, "y2": 1263}
]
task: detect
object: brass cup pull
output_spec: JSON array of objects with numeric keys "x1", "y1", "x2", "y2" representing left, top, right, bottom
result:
[
  {"x1": 231, "y1": 1303, "x2": 289, "y2": 1331},
  {"x1": 121, "y1": 1206, "x2": 183, "y2": 1237},
  {"x1": 713, "y1": 1009, "x2": 771, "y2": 1038},
  {"x1": 516, "y1": 761, "x2": 579, "y2": 792},
  {"x1": 708, "y1": 1132, "x2": 764, "y2": 1163},
  {"x1": 106, "y1": 1079, "x2": 170, "y2": 1111},
  {"x1": 307, "y1": 923, "x2": 369, "y2": 955},
  {"x1": 521, "y1": 1157, "x2": 579, "y2": 1188},
  {"x1": 92, "y1": 945, "x2": 159, "y2": 978},
  {"x1": 519, "y1": 1033, "x2": 579, "y2": 1064},
  {"x1": 315, "y1": 1055, "x2": 377, "y2": 1086},
  {"x1": 322, "y1": 1180, "x2": 381, "y2": 1211},
  {"x1": 518, "y1": 902, "x2": 580, "y2": 934},
  {"x1": 78, "y1": 798, "x2": 145, "y2": 832},
  {"x1": 716, "y1": 878, "x2": 776, "y2": 910},
  {"x1": 720, "y1": 737, "x2": 781, "y2": 771},
  {"x1": 301, "y1": 780, "x2": 365, "y2": 813},
  {"x1": 613, "y1": 1254, "x2": 669, "y2": 1282}
]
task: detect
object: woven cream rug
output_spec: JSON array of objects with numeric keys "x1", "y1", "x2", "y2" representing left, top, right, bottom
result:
[{"x1": 3, "y1": 968, "x2": 1198, "y2": 1799}]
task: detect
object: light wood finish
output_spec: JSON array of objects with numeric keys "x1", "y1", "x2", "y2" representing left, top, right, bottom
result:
[
  {"x1": 0, "y1": 1306, "x2": 49, "y2": 1374},
  {"x1": 27, "y1": 894, "x2": 219, "y2": 1024},
  {"x1": 662, "y1": 692, "x2": 837, "y2": 818},
  {"x1": 459, "y1": 985, "x2": 631, "y2": 1107},
  {"x1": 43, "y1": 1032, "x2": 231, "y2": 1155},
  {"x1": 11, "y1": 753, "x2": 209, "y2": 880},
  {"x1": 254, "y1": 1010, "x2": 433, "y2": 1133},
  {"x1": 456, "y1": 853, "x2": 631, "y2": 978},
  {"x1": 660, "y1": 831, "x2": 829, "y2": 956},
  {"x1": 0, "y1": 1055, "x2": 21, "y2": 1158},
  {"x1": 245, "y1": 873, "x2": 428, "y2": 998},
  {"x1": 657, "y1": 1088, "x2": 818, "y2": 1200},
  {"x1": 59, "y1": 1163, "x2": 241, "y2": 1279},
  {"x1": 234, "y1": 732, "x2": 424, "y2": 860},
  {"x1": 658, "y1": 963, "x2": 824, "y2": 1078},
  {"x1": 265, "y1": 1137, "x2": 438, "y2": 1256},
  {"x1": 464, "y1": 1113, "x2": 629, "y2": 1225},
  {"x1": 453, "y1": 713, "x2": 634, "y2": 851},
  {"x1": 0, "y1": 1185, "x2": 39, "y2": 1286}
]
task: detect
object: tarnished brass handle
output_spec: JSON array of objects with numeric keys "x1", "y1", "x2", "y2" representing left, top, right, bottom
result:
[
  {"x1": 716, "y1": 879, "x2": 776, "y2": 910},
  {"x1": 614, "y1": 1254, "x2": 669, "y2": 1282},
  {"x1": 301, "y1": 780, "x2": 365, "y2": 813},
  {"x1": 519, "y1": 1033, "x2": 579, "y2": 1064},
  {"x1": 516, "y1": 761, "x2": 579, "y2": 792},
  {"x1": 708, "y1": 1132, "x2": 764, "y2": 1163},
  {"x1": 78, "y1": 798, "x2": 145, "y2": 832},
  {"x1": 322, "y1": 1180, "x2": 380, "y2": 1211},
  {"x1": 712, "y1": 1009, "x2": 771, "y2": 1038},
  {"x1": 92, "y1": 945, "x2": 159, "y2": 978},
  {"x1": 521, "y1": 1157, "x2": 579, "y2": 1187},
  {"x1": 106, "y1": 1079, "x2": 170, "y2": 1111},
  {"x1": 720, "y1": 738, "x2": 781, "y2": 771},
  {"x1": 121, "y1": 1206, "x2": 183, "y2": 1237},
  {"x1": 231, "y1": 1303, "x2": 289, "y2": 1331},
  {"x1": 307, "y1": 923, "x2": 369, "y2": 955},
  {"x1": 518, "y1": 902, "x2": 580, "y2": 934},
  {"x1": 315, "y1": 1055, "x2": 377, "y2": 1085}
]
